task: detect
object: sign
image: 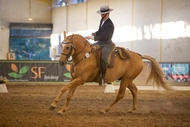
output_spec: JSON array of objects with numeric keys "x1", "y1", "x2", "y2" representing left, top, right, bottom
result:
[
  {"x1": 0, "y1": 61, "x2": 71, "y2": 82},
  {"x1": 7, "y1": 53, "x2": 15, "y2": 60},
  {"x1": 160, "y1": 63, "x2": 190, "y2": 82}
]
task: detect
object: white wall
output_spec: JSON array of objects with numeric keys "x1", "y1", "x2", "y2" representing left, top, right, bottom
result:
[
  {"x1": 0, "y1": 0, "x2": 190, "y2": 62},
  {"x1": 161, "y1": 0, "x2": 190, "y2": 62},
  {"x1": 0, "y1": 29, "x2": 9, "y2": 59},
  {"x1": 0, "y1": 0, "x2": 52, "y2": 59},
  {"x1": 52, "y1": 7, "x2": 67, "y2": 33},
  {"x1": 52, "y1": 0, "x2": 190, "y2": 62}
]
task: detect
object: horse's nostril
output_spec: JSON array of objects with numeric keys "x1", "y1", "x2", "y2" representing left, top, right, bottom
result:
[
  {"x1": 59, "y1": 61, "x2": 65, "y2": 66},
  {"x1": 62, "y1": 62, "x2": 65, "y2": 66}
]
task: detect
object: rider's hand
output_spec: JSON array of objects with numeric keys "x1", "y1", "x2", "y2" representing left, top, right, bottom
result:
[
  {"x1": 85, "y1": 36, "x2": 94, "y2": 40},
  {"x1": 91, "y1": 33, "x2": 95, "y2": 36}
]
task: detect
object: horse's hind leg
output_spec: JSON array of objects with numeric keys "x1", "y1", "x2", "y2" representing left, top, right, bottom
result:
[
  {"x1": 100, "y1": 79, "x2": 130, "y2": 114},
  {"x1": 127, "y1": 82, "x2": 138, "y2": 113},
  {"x1": 57, "y1": 86, "x2": 77, "y2": 115}
]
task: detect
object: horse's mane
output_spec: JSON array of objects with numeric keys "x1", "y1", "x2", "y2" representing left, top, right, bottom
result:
[{"x1": 68, "y1": 34, "x2": 91, "y2": 45}]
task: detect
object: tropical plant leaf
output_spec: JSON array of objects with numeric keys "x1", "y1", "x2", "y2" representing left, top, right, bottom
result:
[
  {"x1": 19, "y1": 66, "x2": 30, "y2": 74},
  {"x1": 63, "y1": 73, "x2": 71, "y2": 78},
  {"x1": 11, "y1": 63, "x2": 18, "y2": 72},
  {"x1": 8, "y1": 72, "x2": 23, "y2": 78}
]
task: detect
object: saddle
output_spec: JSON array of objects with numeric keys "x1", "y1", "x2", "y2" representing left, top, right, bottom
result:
[{"x1": 92, "y1": 44, "x2": 132, "y2": 68}]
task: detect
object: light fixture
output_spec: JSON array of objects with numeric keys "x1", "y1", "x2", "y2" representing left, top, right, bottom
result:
[
  {"x1": 28, "y1": 18, "x2": 33, "y2": 21},
  {"x1": 28, "y1": 0, "x2": 33, "y2": 21}
]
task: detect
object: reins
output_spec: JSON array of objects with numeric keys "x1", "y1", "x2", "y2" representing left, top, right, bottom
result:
[
  {"x1": 72, "y1": 39, "x2": 88, "y2": 60},
  {"x1": 72, "y1": 38, "x2": 92, "y2": 66}
]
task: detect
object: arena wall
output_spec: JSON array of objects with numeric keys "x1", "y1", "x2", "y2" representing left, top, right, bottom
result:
[
  {"x1": 0, "y1": 60, "x2": 189, "y2": 84},
  {"x1": 1, "y1": 0, "x2": 190, "y2": 62},
  {"x1": 0, "y1": 0, "x2": 190, "y2": 84},
  {"x1": 51, "y1": 0, "x2": 190, "y2": 62}
]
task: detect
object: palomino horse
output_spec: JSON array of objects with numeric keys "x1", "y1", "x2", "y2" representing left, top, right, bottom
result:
[{"x1": 49, "y1": 33, "x2": 174, "y2": 115}]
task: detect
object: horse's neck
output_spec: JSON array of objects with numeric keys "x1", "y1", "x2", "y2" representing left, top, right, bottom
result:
[{"x1": 72, "y1": 39, "x2": 92, "y2": 60}]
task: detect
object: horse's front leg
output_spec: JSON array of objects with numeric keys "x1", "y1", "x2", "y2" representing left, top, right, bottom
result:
[
  {"x1": 49, "y1": 84, "x2": 71, "y2": 110},
  {"x1": 57, "y1": 86, "x2": 77, "y2": 115},
  {"x1": 49, "y1": 78, "x2": 84, "y2": 113}
]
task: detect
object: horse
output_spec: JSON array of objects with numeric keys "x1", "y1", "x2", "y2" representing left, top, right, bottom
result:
[{"x1": 49, "y1": 32, "x2": 174, "y2": 115}]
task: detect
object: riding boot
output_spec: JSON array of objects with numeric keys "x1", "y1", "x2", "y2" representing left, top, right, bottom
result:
[{"x1": 99, "y1": 68, "x2": 107, "y2": 86}]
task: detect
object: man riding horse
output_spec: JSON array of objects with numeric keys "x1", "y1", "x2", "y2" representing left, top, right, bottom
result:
[
  {"x1": 86, "y1": 5, "x2": 115, "y2": 86},
  {"x1": 50, "y1": 6, "x2": 174, "y2": 115}
]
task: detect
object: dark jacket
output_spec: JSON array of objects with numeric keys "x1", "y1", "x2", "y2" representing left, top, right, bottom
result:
[{"x1": 94, "y1": 18, "x2": 114, "y2": 46}]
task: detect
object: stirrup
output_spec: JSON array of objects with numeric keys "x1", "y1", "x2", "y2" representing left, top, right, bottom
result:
[
  {"x1": 99, "y1": 68, "x2": 106, "y2": 86},
  {"x1": 99, "y1": 77, "x2": 105, "y2": 86},
  {"x1": 101, "y1": 78, "x2": 105, "y2": 86}
]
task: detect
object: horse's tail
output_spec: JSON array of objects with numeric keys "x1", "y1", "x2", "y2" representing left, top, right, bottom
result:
[{"x1": 142, "y1": 55, "x2": 174, "y2": 90}]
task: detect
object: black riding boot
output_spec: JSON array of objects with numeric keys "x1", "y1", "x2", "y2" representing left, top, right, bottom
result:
[{"x1": 99, "y1": 68, "x2": 107, "y2": 86}]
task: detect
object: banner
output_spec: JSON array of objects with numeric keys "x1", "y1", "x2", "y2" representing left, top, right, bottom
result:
[
  {"x1": 160, "y1": 63, "x2": 190, "y2": 82},
  {"x1": 0, "y1": 62, "x2": 71, "y2": 82},
  {"x1": 0, "y1": 61, "x2": 190, "y2": 82}
]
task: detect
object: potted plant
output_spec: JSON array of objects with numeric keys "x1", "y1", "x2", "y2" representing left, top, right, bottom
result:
[{"x1": 0, "y1": 76, "x2": 9, "y2": 84}]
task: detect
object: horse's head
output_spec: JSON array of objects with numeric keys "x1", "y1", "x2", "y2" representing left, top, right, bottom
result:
[
  {"x1": 59, "y1": 32, "x2": 91, "y2": 66},
  {"x1": 59, "y1": 34, "x2": 75, "y2": 66}
]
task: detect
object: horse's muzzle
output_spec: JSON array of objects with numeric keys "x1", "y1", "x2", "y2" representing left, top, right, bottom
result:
[{"x1": 59, "y1": 61, "x2": 65, "y2": 66}]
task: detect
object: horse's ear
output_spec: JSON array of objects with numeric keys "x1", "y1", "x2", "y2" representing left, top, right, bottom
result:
[
  {"x1": 63, "y1": 31, "x2": 66, "y2": 39},
  {"x1": 71, "y1": 33, "x2": 74, "y2": 38}
]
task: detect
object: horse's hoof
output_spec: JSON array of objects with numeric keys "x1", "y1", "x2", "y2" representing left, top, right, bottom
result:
[
  {"x1": 127, "y1": 110, "x2": 133, "y2": 113},
  {"x1": 127, "y1": 108, "x2": 136, "y2": 113},
  {"x1": 99, "y1": 109, "x2": 106, "y2": 114},
  {"x1": 49, "y1": 106, "x2": 56, "y2": 110},
  {"x1": 57, "y1": 111, "x2": 63, "y2": 115}
]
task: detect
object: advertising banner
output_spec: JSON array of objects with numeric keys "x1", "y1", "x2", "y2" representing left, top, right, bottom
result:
[
  {"x1": 1, "y1": 61, "x2": 190, "y2": 82},
  {"x1": 0, "y1": 62, "x2": 71, "y2": 82},
  {"x1": 160, "y1": 63, "x2": 190, "y2": 82}
]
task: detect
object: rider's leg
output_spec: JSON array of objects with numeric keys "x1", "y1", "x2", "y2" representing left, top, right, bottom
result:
[
  {"x1": 100, "y1": 46, "x2": 111, "y2": 86},
  {"x1": 100, "y1": 60, "x2": 107, "y2": 86}
]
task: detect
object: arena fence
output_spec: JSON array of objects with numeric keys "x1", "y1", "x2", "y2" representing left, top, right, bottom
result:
[{"x1": 0, "y1": 60, "x2": 189, "y2": 84}]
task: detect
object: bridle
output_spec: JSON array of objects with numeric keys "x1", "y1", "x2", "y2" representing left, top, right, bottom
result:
[
  {"x1": 61, "y1": 42, "x2": 75, "y2": 60},
  {"x1": 60, "y1": 35, "x2": 89, "y2": 65}
]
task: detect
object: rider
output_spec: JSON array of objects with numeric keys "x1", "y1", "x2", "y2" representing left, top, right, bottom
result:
[{"x1": 85, "y1": 5, "x2": 115, "y2": 86}]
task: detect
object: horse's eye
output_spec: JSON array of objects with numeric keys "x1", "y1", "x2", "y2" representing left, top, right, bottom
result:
[{"x1": 66, "y1": 46, "x2": 70, "y2": 50}]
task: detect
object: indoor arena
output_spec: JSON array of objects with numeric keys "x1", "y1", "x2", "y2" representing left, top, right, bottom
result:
[{"x1": 0, "y1": 0, "x2": 190, "y2": 126}]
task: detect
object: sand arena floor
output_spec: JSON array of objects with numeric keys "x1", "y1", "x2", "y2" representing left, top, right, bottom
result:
[{"x1": 0, "y1": 84, "x2": 190, "y2": 127}]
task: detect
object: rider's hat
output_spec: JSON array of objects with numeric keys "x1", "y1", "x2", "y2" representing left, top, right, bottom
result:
[{"x1": 97, "y1": 5, "x2": 113, "y2": 14}]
